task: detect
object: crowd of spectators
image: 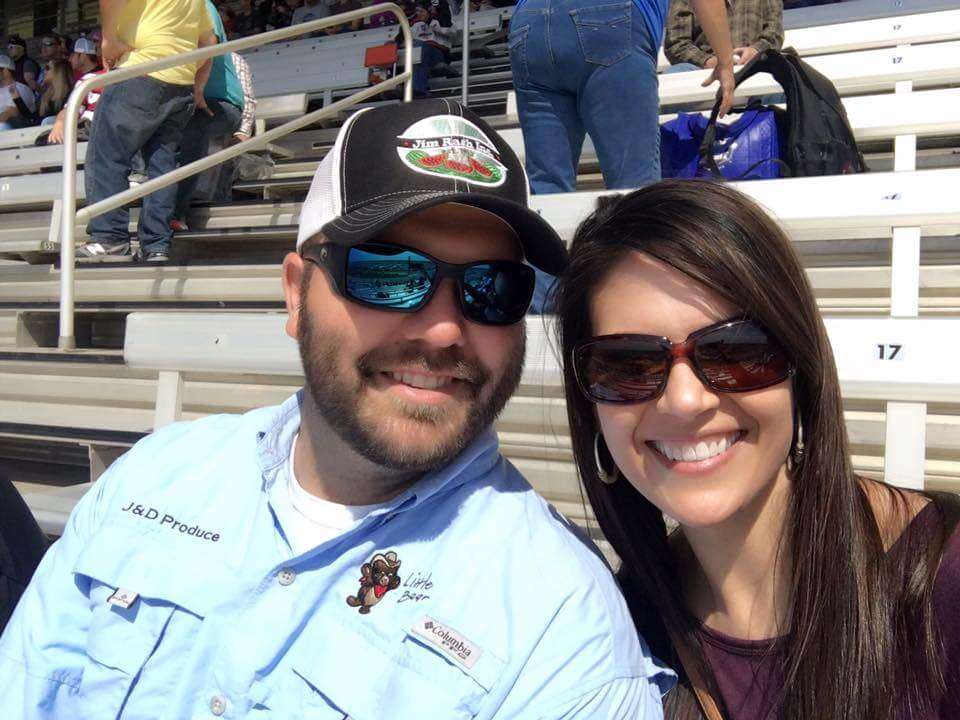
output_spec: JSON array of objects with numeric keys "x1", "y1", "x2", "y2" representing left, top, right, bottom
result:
[{"x1": 0, "y1": 0, "x2": 259, "y2": 263}]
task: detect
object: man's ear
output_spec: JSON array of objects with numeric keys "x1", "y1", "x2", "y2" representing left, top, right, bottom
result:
[{"x1": 282, "y1": 251, "x2": 306, "y2": 341}]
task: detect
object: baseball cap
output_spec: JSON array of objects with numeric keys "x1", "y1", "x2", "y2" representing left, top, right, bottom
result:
[
  {"x1": 6, "y1": 35, "x2": 26, "y2": 49},
  {"x1": 73, "y1": 37, "x2": 98, "y2": 56},
  {"x1": 296, "y1": 100, "x2": 567, "y2": 275},
  {"x1": 0, "y1": 55, "x2": 14, "y2": 71}
]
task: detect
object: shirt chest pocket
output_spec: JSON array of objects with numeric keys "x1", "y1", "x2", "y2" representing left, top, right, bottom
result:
[
  {"x1": 72, "y1": 526, "x2": 219, "y2": 717},
  {"x1": 260, "y1": 618, "x2": 505, "y2": 720}
]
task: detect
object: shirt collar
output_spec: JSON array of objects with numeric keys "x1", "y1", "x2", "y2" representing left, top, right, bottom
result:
[{"x1": 256, "y1": 390, "x2": 502, "y2": 517}]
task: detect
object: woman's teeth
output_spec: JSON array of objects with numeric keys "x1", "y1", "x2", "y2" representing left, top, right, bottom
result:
[
  {"x1": 652, "y1": 432, "x2": 742, "y2": 462},
  {"x1": 389, "y1": 372, "x2": 452, "y2": 390}
]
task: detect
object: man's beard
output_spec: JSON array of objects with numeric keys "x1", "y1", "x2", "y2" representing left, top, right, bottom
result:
[{"x1": 297, "y1": 300, "x2": 525, "y2": 473}]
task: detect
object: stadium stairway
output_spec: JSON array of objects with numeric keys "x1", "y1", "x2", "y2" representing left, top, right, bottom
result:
[{"x1": 1, "y1": 6, "x2": 959, "y2": 534}]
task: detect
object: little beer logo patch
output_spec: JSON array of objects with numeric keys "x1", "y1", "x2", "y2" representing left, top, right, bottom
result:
[
  {"x1": 346, "y1": 551, "x2": 402, "y2": 614},
  {"x1": 397, "y1": 115, "x2": 507, "y2": 187}
]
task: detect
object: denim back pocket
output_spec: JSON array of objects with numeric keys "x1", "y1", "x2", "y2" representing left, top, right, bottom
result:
[
  {"x1": 570, "y1": 2, "x2": 632, "y2": 67},
  {"x1": 507, "y1": 24, "x2": 531, "y2": 87}
]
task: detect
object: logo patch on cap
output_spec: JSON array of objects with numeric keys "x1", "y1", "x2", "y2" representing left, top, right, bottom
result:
[{"x1": 397, "y1": 115, "x2": 507, "y2": 188}]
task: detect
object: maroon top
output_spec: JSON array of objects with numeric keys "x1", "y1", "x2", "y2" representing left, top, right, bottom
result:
[{"x1": 697, "y1": 504, "x2": 960, "y2": 719}]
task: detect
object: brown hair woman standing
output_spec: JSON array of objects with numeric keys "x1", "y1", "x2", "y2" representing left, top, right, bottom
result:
[{"x1": 555, "y1": 180, "x2": 960, "y2": 719}]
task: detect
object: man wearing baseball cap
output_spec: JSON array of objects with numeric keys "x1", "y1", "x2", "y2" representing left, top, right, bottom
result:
[
  {"x1": 4, "y1": 35, "x2": 39, "y2": 92},
  {"x1": 0, "y1": 100, "x2": 672, "y2": 718},
  {"x1": 0, "y1": 53, "x2": 36, "y2": 131}
]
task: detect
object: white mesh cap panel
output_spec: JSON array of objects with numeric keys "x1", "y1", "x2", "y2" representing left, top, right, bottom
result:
[{"x1": 296, "y1": 108, "x2": 371, "y2": 250}]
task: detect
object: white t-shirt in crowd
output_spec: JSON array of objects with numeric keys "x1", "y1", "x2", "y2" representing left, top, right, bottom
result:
[
  {"x1": 0, "y1": 82, "x2": 36, "y2": 114},
  {"x1": 412, "y1": 19, "x2": 455, "y2": 49},
  {"x1": 292, "y1": 1, "x2": 330, "y2": 25},
  {"x1": 274, "y1": 433, "x2": 391, "y2": 555}
]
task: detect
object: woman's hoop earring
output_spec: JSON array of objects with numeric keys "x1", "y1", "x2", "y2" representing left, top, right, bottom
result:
[
  {"x1": 790, "y1": 414, "x2": 805, "y2": 469},
  {"x1": 594, "y1": 432, "x2": 618, "y2": 485}
]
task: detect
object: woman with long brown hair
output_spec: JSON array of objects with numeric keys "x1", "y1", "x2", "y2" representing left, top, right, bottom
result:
[
  {"x1": 38, "y1": 58, "x2": 72, "y2": 124},
  {"x1": 555, "y1": 180, "x2": 960, "y2": 719}
]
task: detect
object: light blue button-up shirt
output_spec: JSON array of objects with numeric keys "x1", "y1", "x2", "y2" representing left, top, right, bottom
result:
[{"x1": 0, "y1": 391, "x2": 673, "y2": 719}]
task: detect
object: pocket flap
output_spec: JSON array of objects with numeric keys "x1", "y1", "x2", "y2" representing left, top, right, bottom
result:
[
  {"x1": 73, "y1": 525, "x2": 231, "y2": 617},
  {"x1": 289, "y1": 619, "x2": 503, "y2": 720}
]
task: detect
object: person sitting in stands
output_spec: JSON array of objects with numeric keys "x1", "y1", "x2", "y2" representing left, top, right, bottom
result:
[
  {"x1": 0, "y1": 54, "x2": 36, "y2": 131},
  {"x1": 324, "y1": 0, "x2": 363, "y2": 35},
  {"x1": 265, "y1": 0, "x2": 295, "y2": 29},
  {"x1": 234, "y1": 0, "x2": 268, "y2": 36},
  {"x1": 291, "y1": 0, "x2": 330, "y2": 25},
  {"x1": 410, "y1": 1, "x2": 454, "y2": 98},
  {"x1": 47, "y1": 37, "x2": 105, "y2": 144},
  {"x1": 665, "y1": 0, "x2": 783, "y2": 71},
  {"x1": 36, "y1": 59, "x2": 73, "y2": 126},
  {"x1": 5, "y1": 36, "x2": 40, "y2": 94}
]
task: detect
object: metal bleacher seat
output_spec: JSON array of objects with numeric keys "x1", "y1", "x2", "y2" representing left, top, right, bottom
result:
[
  {"x1": 657, "y1": 40, "x2": 960, "y2": 107},
  {"x1": 654, "y1": 7, "x2": 960, "y2": 69},
  {"x1": 503, "y1": 87, "x2": 960, "y2": 171}
]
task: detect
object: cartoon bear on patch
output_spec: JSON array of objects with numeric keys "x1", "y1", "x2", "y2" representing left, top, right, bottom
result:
[{"x1": 346, "y1": 551, "x2": 401, "y2": 614}]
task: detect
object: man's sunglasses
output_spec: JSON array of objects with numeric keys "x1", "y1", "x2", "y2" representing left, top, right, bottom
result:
[
  {"x1": 301, "y1": 241, "x2": 535, "y2": 326},
  {"x1": 573, "y1": 318, "x2": 793, "y2": 404}
]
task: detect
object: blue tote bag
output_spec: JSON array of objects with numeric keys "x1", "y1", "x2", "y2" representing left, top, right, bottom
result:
[{"x1": 660, "y1": 106, "x2": 786, "y2": 180}]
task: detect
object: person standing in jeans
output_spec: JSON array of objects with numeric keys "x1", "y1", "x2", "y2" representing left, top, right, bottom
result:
[
  {"x1": 509, "y1": 0, "x2": 736, "y2": 310},
  {"x1": 79, "y1": 0, "x2": 217, "y2": 262},
  {"x1": 171, "y1": 0, "x2": 257, "y2": 234}
]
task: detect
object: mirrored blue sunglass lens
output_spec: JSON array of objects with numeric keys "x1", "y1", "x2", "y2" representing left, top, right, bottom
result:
[
  {"x1": 462, "y1": 264, "x2": 534, "y2": 324},
  {"x1": 346, "y1": 245, "x2": 437, "y2": 309}
]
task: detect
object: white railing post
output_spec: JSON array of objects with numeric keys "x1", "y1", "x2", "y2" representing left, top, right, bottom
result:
[
  {"x1": 155, "y1": 370, "x2": 185, "y2": 429},
  {"x1": 885, "y1": 221, "x2": 924, "y2": 489},
  {"x1": 461, "y1": 0, "x2": 471, "y2": 105},
  {"x1": 57, "y1": 3, "x2": 414, "y2": 350}
]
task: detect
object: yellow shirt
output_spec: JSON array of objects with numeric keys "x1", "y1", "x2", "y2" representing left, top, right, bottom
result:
[{"x1": 115, "y1": 0, "x2": 215, "y2": 86}]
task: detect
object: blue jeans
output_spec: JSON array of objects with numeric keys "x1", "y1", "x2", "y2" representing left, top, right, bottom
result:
[
  {"x1": 174, "y1": 99, "x2": 242, "y2": 219},
  {"x1": 85, "y1": 75, "x2": 194, "y2": 254},
  {"x1": 509, "y1": 0, "x2": 662, "y2": 313},
  {"x1": 414, "y1": 42, "x2": 447, "y2": 96},
  {"x1": 509, "y1": 0, "x2": 662, "y2": 194}
]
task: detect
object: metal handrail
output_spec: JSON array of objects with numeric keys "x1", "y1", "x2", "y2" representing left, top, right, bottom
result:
[
  {"x1": 58, "y1": 3, "x2": 413, "y2": 350},
  {"x1": 461, "y1": 0, "x2": 471, "y2": 105}
]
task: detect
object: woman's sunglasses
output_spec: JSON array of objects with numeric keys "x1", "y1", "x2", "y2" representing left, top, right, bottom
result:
[
  {"x1": 573, "y1": 318, "x2": 793, "y2": 404},
  {"x1": 301, "y1": 241, "x2": 535, "y2": 327}
]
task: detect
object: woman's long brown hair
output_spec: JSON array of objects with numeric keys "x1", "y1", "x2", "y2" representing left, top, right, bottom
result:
[
  {"x1": 39, "y1": 59, "x2": 72, "y2": 118},
  {"x1": 554, "y1": 180, "x2": 954, "y2": 719}
]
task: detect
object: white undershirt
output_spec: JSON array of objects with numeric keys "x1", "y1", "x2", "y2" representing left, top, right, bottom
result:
[{"x1": 278, "y1": 433, "x2": 390, "y2": 555}]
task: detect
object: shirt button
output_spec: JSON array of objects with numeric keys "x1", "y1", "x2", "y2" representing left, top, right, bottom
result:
[
  {"x1": 210, "y1": 695, "x2": 227, "y2": 716},
  {"x1": 277, "y1": 568, "x2": 296, "y2": 586}
]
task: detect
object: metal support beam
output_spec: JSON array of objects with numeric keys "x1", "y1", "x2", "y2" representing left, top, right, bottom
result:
[
  {"x1": 154, "y1": 370, "x2": 185, "y2": 429},
  {"x1": 883, "y1": 401, "x2": 927, "y2": 489},
  {"x1": 890, "y1": 226, "x2": 921, "y2": 317}
]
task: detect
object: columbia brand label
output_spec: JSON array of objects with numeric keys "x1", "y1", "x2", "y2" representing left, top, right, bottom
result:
[
  {"x1": 397, "y1": 115, "x2": 507, "y2": 187},
  {"x1": 107, "y1": 588, "x2": 139, "y2": 609},
  {"x1": 411, "y1": 615, "x2": 483, "y2": 670}
]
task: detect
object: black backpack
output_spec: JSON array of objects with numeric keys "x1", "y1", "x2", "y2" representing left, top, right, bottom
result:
[{"x1": 701, "y1": 47, "x2": 866, "y2": 178}]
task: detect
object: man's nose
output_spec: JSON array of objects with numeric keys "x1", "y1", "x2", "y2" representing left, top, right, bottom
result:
[{"x1": 400, "y1": 278, "x2": 467, "y2": 349}]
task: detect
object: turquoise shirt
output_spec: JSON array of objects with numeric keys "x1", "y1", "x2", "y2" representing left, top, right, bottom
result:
[
  {"x1": 0, "y1": 391, "x2": 673, "y2": 719},
  {"x1": 204, "y1": 0, "x2": 244, "y2": 108}
]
